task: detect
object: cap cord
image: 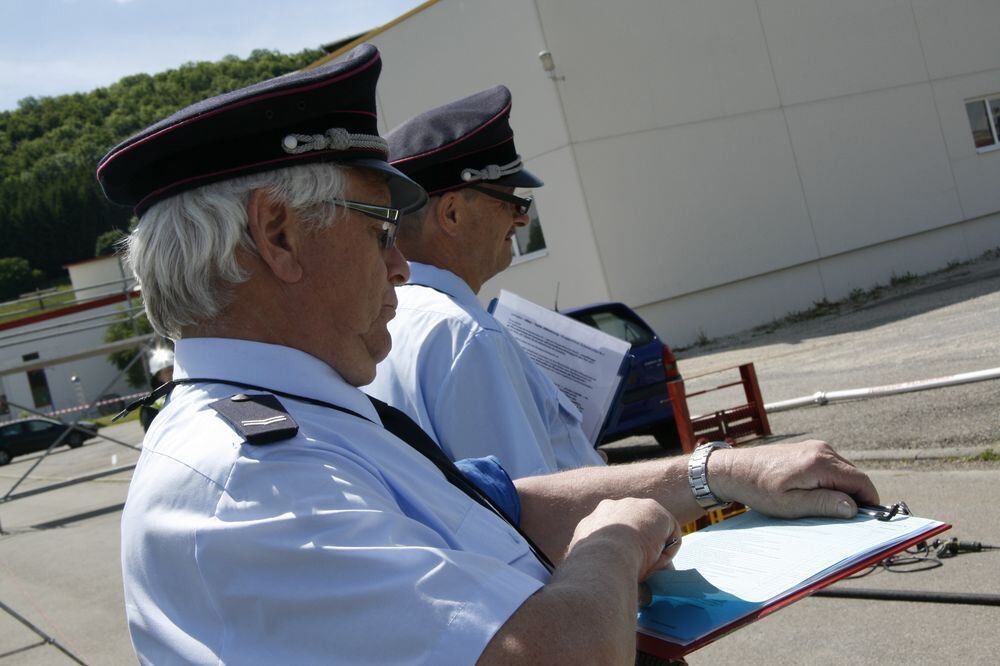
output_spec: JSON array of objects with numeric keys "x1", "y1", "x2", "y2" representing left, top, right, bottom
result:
[
  {"x1": 281, "y1": 127, "x2": 388, "y2": 155},
  {"x1": 460, "y1": 156, "x2": 523, "y2": 183}
]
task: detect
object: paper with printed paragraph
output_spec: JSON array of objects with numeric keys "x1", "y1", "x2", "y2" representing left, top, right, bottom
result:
[{"x1": 491, "y1": 290, "x2": 630, "y2": 444}]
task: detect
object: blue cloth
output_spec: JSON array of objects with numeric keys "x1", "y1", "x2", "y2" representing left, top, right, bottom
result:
[
  {"x1": 367, "y1": 262, "x2": 606, "y2": 479},
  {"x1": 121, "y1": 338, "x2": 548, "y2": 665},
  {"x1": 456, "y1": 456, "x2": 521, "y2": 524}
]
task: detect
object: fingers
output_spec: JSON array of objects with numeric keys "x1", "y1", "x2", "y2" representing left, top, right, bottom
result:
[
  {"x1": 807, "y1": 441, "x2": 881, "y2": 507},
  {"x1": 841, "y1": 463, "x2": 880, "y2": 505},
  {"x1": 570, "y1": 497, "x2": 680, "y2": 582},
  {"x1": 647, "y1": 534, "x2": 681, "y2": 575},
  {"x1": 780, "y1": 488, "x2": 858, "y2": 519}
]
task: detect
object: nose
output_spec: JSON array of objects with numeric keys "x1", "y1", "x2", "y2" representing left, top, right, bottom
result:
[
  {"x1": 512, "y1": 207, "x2": 530, "y2": 227},
  {"x1": 386, "y1": 244, "x2": 410, "y2": 285}
]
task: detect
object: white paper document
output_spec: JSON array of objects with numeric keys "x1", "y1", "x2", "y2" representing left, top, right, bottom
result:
[
  {"x1": 490, "y1": 290, "x2": 631, "y2": 444},
  {"x1": 641, "y1": 509, "x2": 947, "y2": 646}
]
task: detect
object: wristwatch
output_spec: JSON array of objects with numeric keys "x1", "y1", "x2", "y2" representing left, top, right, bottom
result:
[{"x1": 687, "y1": 441, "x2": 733, "y2": 511}]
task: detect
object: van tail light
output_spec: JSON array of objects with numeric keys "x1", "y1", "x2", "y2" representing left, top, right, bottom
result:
[{"x1": 662, "y1": 345, "x2": 681, "y2": 381}]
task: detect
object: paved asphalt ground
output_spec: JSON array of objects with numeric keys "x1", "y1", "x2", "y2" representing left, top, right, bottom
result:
[{"x1": 1, "y1": 253, "x2": 997, "y2": 664}]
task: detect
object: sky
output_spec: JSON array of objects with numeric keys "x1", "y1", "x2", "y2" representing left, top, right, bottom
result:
[{"x1": 0, "y1": 0, "x2": 425, "y2": 112}]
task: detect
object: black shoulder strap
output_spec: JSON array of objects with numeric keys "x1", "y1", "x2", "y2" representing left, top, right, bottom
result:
[
  {"x1": 117, "y1": 377, "x2": 553, "y2": 572},
  {"x1": 368, "y1": 396, "x2": 554, "y2": 572}
]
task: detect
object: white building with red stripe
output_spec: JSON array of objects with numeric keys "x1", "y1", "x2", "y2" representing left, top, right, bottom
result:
[{"x1": 0, "y1": 256, "x2": 150, "y2": 423}]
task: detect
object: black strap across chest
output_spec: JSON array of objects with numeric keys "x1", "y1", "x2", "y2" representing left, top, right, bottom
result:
[{"x1": 128, "y1": 377, "x2": 554, "y2": 571}]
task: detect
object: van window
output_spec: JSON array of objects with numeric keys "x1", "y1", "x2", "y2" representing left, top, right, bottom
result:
[{"x1": 585, "y1": 311, "x2": 654, "y2": 347}]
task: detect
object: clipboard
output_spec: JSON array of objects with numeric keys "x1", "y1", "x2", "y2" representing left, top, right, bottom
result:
[{"x1": 633, "y1": 508, "x2": 951, "y2": 659}]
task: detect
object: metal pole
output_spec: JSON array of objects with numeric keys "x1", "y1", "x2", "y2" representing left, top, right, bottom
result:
[
  {"x1": 79, "y1": 341, "x2": 153, "y2": 418},
  {"x1": 765, "y1": 367, "x2": 1000, "y2": 412},
  {"x1": 117, "y1": 257, "x2": 148, "y2": 378},
  {"x1": 0, "y1": 599, "x2": 89, "y2": 665}
]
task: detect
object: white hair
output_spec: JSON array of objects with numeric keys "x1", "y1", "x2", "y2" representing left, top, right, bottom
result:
[{"x1": 123, "y1": 163, "x2": 350, "y2": 339}]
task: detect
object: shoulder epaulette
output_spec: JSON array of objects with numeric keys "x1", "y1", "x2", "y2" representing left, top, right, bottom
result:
[{"x1": 209, "y1": 393, "x2": 299, "y2": 445}]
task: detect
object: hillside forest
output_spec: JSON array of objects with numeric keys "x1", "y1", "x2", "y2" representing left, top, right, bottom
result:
[{"x1": 0, "y1": 48, "x2": 323, "y2": 289}]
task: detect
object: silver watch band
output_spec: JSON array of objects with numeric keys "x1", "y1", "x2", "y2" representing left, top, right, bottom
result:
[{"x1": 688, "y1": 441, "x2": 732, "y2": 511}]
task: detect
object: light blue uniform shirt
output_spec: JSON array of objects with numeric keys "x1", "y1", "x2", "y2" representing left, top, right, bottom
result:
[
  {"x1": 121, "y1": 338, "x2": 548, "y2": 665},
  {"x1": 367, "y1": 262, "x2": 605, "y2": 479}
]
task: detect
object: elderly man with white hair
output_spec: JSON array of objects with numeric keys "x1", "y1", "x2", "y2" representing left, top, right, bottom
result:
[{"x1": 103, "y1": 45, "x2": 880, "y2": 665}]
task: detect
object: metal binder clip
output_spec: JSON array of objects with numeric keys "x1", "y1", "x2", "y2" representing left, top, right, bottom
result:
[{"x1": 856, "y1": 501, "x2": 911, "y2": 521}]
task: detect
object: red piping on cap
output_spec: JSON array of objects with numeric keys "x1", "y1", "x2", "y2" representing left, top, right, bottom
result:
[{"x1": 390, "y1": 98, "x2": 512, "y2": 166}]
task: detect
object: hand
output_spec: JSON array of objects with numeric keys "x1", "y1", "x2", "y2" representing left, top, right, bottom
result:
[
  {"x1": 709, "y1": 440, "x2": 879, "y2": 519},
  {"x1": 568, "y1": 497, "x2": 681, "y2": 582}
]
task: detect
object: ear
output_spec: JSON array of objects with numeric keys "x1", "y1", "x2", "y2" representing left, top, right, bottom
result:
[
  {"x1": 246, "y1": 189, "x2": 304, "y2": 284},
  {"x1": 434, "y1": 191, "x2": 463, "y2": 238}
]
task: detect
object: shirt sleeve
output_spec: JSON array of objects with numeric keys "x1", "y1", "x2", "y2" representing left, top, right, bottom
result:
[
  {"x1": 192, "y1": 447, "x2": 545, "y2": 665},
  {"x1": 431, "y1": 329, "x2": 559, "y2": 478}
]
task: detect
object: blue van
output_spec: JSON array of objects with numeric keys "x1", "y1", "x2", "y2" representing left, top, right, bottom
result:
[{"x1": 561, "y1": 302, "x2": 681, "y2": 449}]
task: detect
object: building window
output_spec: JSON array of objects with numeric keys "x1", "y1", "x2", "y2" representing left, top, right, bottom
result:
[
  {"x1": 27, "y1": 368, "x2": 52, "y2": 408},
  {"x1": 512, "y1": 190, "x2": 548, "y2": 263},
  {"x1": 965, "y1": 96, "x2": 1000, "y2": 152}
]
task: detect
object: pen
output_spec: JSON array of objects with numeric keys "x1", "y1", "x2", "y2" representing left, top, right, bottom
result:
[{"x1": 856, "y1": 501, "x2": 909, "y2": 521}]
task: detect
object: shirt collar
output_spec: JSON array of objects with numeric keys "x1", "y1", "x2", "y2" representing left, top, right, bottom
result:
[
  {"x1": 172, "y1": 337, "x2": 380, "y2": 423},
  {"x1": 404, "y1": 262, "x2": 483, "y2": 313}
]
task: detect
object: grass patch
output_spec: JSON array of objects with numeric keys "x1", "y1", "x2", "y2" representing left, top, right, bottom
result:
[
  {"x1": 747, "y1": 247, "x2": 1000, "y2": 339},
  {"x1": 786, "y1": 298, "x2": 840, "y2": 323},
  {"x1": 965, "y1": 448, "x2": 1000, "y2": 462},
  {"x1": 0, "y1": 283, "x2": 75, "y2": 325}
]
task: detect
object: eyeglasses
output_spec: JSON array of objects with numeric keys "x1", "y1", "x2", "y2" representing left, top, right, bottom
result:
[
  {"x1": 331, "y1": 199, "x2": 401, "y2": 249},
  {"x1": 468, "y1": 185, "x2": 534, "y2": 216}
]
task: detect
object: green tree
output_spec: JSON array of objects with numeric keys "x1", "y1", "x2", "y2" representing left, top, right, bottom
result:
[
  {"x1": 95, "y1": 229, "x2": 127, "y2": 257},
  {"x1": 0, "y1": 256, "x2": 36, "y2": 301},
  {"x1": 0, "y1": 47, "x2": 323, "y2": 281},
  {"x1": 104, "y1": 308, "x2": 154, "y2": 388}
]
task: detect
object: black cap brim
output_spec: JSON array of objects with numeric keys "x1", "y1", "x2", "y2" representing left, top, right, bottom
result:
[
  {"x1": 350, "y1": 158, "x2": 428, "y2": 212},
  {"x1": 496, "y1": 167, "x2": 544, "y2": 190}
]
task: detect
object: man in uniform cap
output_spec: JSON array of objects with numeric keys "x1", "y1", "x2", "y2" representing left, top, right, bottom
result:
[
  {"x1": 367, "y1": 85, "x2": 606, "y2": 478},
  {"x1": 105, "y1": 46, "x2": 880, "y2": 664}
]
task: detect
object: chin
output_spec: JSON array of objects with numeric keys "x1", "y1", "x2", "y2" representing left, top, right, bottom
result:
[{"x1": 364, "y1": 333, "x2": 393, "y2": 366}]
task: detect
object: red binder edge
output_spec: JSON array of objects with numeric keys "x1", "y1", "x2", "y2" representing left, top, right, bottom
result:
[{"x1": 635, "y1": 522, "x2": 952, "y2": 660}]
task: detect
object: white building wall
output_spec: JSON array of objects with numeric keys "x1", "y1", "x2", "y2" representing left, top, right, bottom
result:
[
  {"x1": 65, "y1": 255, "x2": 130, "y2": 302},
  {"x1": 366, "y1": 0, "x2": 611, "y2": 309},
  {"x1": 0, "y1": 302, "x2": 139, "y2": 419},
  {"x1": 358, "y1": 0, "x2": 1000, "y2": 344},
  {"x1": 572, "y1": 108, "x2": 816, "y2": 305}
]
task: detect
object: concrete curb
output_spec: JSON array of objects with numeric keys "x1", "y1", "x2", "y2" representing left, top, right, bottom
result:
[{"x1": 841, "y1": 445, "x2": 996, "y2": 462}]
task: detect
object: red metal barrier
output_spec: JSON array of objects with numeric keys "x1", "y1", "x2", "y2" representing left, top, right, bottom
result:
[{"x1": 669, "y1": 362, "x2": 771, "y2": 532}]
